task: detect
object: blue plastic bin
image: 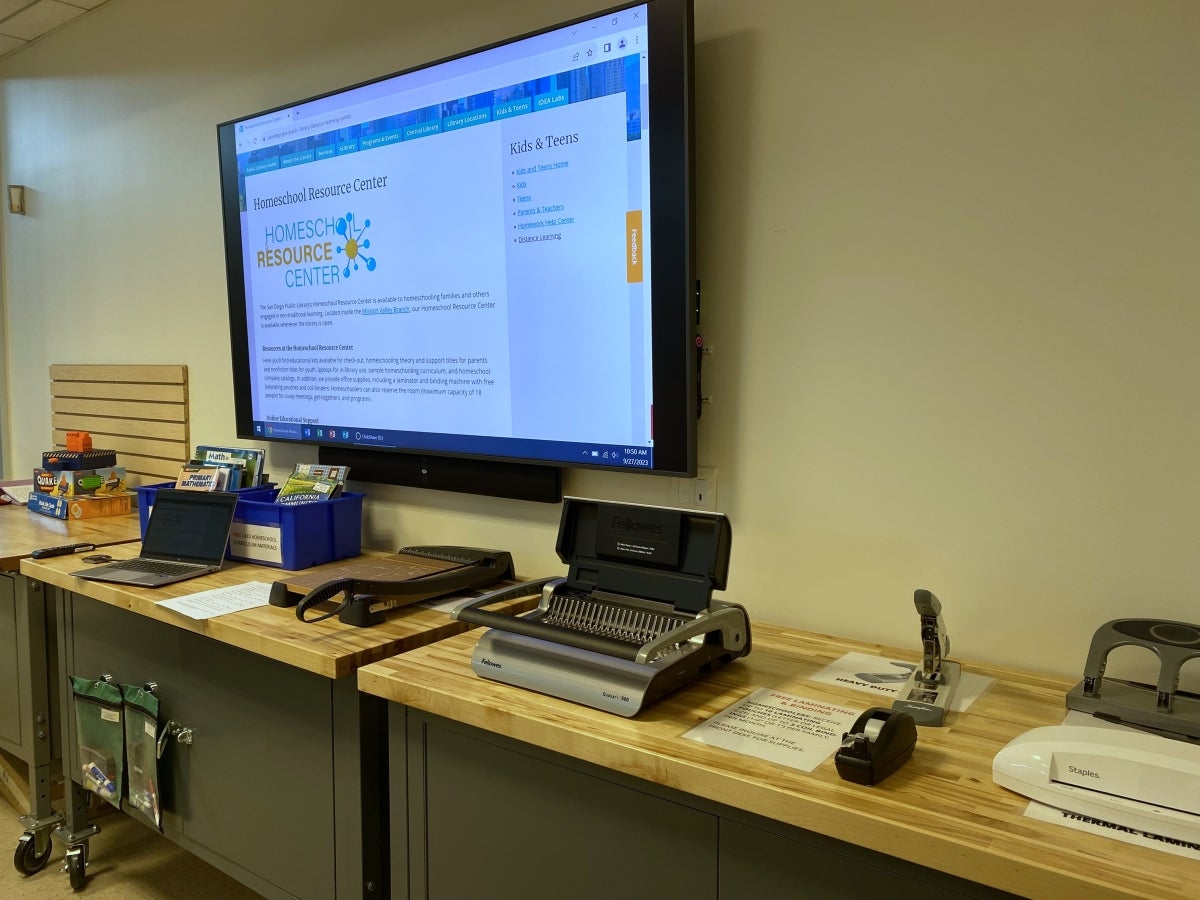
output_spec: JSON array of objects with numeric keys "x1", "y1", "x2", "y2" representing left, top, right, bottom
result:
[
  {"x1": 134, "y1": 482, "x2": 362, "y2": 570},
  {"x1": 227, "y1": 489, "x2": 364, "y2": 570}
]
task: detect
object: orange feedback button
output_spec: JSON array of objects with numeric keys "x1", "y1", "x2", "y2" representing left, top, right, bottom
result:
[{"x1": 626, "y1": 210, "x2": 643, "y2": 283}]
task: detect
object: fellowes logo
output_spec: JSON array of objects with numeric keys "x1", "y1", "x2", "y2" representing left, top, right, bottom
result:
[
  {"x1": 479, "y1": 657, "x2": 502, "y2": 669},
  {"x1": 611, "y1": 515, "x2": 663, "y2": 536}
]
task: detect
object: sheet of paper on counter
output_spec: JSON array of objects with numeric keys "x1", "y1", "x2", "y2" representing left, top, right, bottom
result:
[
  {"x1": 810, "y1": 650, "x2": 993, "y2": 712},
  {"x1": 157, "y1": 581, "x2": 273, "y2": 619},
  {"x1": 683, "y1": 687, "x2": 860, "y2": 772}
]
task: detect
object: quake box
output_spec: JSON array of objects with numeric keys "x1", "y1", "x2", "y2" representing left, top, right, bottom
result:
[
  {"x1": 33, "y1": 466, "x2": 127, "y2": 498},
  {"x1": 28, "y1": 492, "x2": 132, "y2": 521}
]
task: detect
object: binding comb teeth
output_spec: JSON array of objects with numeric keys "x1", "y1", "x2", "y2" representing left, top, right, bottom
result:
[{"x1": 542, "y1": 594, "x2": 688, "y2": 645}]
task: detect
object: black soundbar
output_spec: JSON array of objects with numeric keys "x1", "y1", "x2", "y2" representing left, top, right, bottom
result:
[{"x1": 318, "y1": 445, "x2": 562, "y2": 504}]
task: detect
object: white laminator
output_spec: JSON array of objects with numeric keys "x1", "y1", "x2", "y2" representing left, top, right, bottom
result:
[{"x1": 992, "y1": 724, "x2": 1200, "y2": 844}]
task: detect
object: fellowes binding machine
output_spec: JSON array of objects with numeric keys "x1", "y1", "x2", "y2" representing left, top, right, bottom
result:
[{"x1": 452, "y1": 497, "x2": 751, "y2": 717}]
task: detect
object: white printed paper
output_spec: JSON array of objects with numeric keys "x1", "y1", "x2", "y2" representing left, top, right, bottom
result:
[
  {"x1": 683, "y1": 688, "x2": 860, "y2": 772},
  {"x1": 1023, "y1": 800, "x2": 1200, "y2": 860},
  {"x1": 157, "y1": 581, "x2": 273, "y2": 620},
  {"x1": 810, "y1": 651, "x2": 993, "y2": 712}
]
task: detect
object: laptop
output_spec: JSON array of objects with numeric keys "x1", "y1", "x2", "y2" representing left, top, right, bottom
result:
[{"x1": 73, "y1": 489, "x2": 240, "y2": 587}]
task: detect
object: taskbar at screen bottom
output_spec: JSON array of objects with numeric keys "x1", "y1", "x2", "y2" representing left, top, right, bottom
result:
[{"x1": 251, "y1": 421, "x2": 655, "y2": 470}]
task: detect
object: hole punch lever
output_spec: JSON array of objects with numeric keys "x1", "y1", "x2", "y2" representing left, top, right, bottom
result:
[{"x1": 891, "y1": 589, "x2": 961, "y2": 727}]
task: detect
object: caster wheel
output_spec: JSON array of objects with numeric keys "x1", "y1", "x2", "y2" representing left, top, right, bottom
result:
[
  {"x1": 14, "y1": 832, "x2": 53, "y2": 875},
  {"x1": 64, "y1": 845, "x2": 87, "y2": 892}
]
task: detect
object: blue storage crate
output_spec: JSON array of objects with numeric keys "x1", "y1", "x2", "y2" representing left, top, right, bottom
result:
[
  {"x1": 228, "y1": 489, "x2": 363, "y2": 570},
  {"x1": 135, "y1": 481, "x2": 274, "y2": 540}
]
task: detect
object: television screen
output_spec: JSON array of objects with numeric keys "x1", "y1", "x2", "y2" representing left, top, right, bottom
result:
[{"x1": 217, "y1": 0, "x2": 697, "y2": 497}]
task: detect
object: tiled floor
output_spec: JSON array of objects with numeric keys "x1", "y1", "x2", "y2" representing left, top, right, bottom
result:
[{"x1": 0, "y1": 788, "x2": 262, "y2": 899}]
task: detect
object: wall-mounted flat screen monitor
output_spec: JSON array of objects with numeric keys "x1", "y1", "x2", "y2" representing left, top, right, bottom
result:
[{"x1": 217, "y1": 0, "x2": 697, "y2": 501}]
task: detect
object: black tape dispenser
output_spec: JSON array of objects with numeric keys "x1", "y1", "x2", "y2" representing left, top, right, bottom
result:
[{"x1": 834, "y1": 707, "x2": 918, "y2": 786}]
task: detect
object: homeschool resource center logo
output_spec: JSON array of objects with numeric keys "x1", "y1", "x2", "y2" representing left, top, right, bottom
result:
[
  {"x1": 253, "y1": 175, "x2": 388, "y2": 287},
  {"x1": 255, "y1": 211, "x2": 378, "y2": 287}
]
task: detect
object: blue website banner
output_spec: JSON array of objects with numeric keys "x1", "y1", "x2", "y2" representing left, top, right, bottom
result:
[{"x1": 236, "y1": 55, "x2": 640, "y2": 209}]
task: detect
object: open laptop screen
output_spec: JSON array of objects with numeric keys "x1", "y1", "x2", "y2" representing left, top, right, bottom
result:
[{"x1": 143, "y1": 489, "x2": 239, "y2": 565}]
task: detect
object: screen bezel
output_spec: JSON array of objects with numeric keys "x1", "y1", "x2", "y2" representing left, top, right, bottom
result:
[{"x1": 216, "y1": 0, "x2": 697, "y2": 483}]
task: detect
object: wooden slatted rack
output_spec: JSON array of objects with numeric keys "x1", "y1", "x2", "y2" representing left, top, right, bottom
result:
[{"x1": 49, "y1": 364, "x2": 190, "y2": 489}]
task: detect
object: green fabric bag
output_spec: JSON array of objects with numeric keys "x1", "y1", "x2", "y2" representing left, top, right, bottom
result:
[
  {"x1": 122, "y1": 684, "x2": 162, "y2": 830},
  {"x1": 70, "y1": 675, "x2": 124, "y2": 810}
]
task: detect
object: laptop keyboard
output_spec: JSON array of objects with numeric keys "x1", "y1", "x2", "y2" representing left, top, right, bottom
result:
[{"x1": 115, "y1": 559, "x2": 203, "y2": 575}]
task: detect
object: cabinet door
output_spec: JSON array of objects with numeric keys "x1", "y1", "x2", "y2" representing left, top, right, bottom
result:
[
  {"x1": 719, "y1": 820, "x2": 1014, "y2": 900},
  {"x1": 64, "y1": 593, "x2": 186, "y2": 832},
  {"x1": 0, "y1": 574, "x2": 22, "y2": 750},
  {"x1": 65, "y1": 596, "x2": 338, "y2": 900},
  {"x1": 410, "y1": 714, "x2": 718, "y2": 900},
  {"x1": 172, "y1": 627, "x2": 336, "y2": 899}
]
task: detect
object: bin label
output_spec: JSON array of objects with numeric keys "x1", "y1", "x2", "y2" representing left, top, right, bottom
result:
[{"x1": 229, "y1": 522, "x2": 283, "y2": 565}]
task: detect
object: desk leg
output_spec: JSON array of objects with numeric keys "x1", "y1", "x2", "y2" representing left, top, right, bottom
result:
[
  {"x1": 48, "y1": 583, "x2": 99, "y2": 880},
  {"x1": 11, "y1": 576, "x2": 62, "y2": 875},
  {"x1": 333, "y1": 676, "x2": 388, "y2": 900}
]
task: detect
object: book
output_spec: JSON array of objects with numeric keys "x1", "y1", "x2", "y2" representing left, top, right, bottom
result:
[
  {"x1": 292, "y1": 463, "x2": 350, "y2": 495},
  {"x1": 190, "y1": 457, "x2": 246, "y2": 490},
  {"x1": 193, "y1": 445, "x2": 267, "y2": 487},
  {"x1": 275, "y1": 471, "x2": 342, "y2": 506},
  {"x1": 175, "y1": 464, "x2": 229, "y2": 492}
]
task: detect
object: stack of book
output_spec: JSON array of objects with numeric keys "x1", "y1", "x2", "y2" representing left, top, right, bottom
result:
[{"x1": 174, "y1": 445, "x2": 268, "y2": 492}]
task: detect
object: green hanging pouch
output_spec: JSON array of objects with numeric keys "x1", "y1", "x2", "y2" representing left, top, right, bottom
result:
[
  {"x1": 121, "y1": 684, "x2": 162, "y2": 830},
  {"x1": 70, "y1": 675, "x2": 124, "y2": 810}
]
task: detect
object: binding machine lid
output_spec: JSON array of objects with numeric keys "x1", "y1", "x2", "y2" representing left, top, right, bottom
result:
[{"x1": 554, "y1": 497, "x2": 731, "y2": 614}]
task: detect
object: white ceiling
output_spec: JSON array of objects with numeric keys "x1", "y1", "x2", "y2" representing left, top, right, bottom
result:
[{"x1": 0, "y1": 0, "x2": 108, "y2": 60}]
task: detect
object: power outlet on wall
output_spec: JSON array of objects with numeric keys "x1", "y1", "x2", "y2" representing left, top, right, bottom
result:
[{"x1": 689, "y1": 466, "x2": 717, "y2": 511}]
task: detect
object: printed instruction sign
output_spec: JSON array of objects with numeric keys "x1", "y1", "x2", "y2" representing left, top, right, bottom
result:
[
  {"x1": 810, "y1": 651, "x2": 993, "y2": 712},
  {"x1": 683, "y1": 688, "x2": 860, "y2": 772}
]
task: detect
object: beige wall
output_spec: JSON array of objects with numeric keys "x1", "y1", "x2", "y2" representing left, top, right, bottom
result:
[{"x1": 2, "y1": 0, "x2": 1197, "y2": 682}]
